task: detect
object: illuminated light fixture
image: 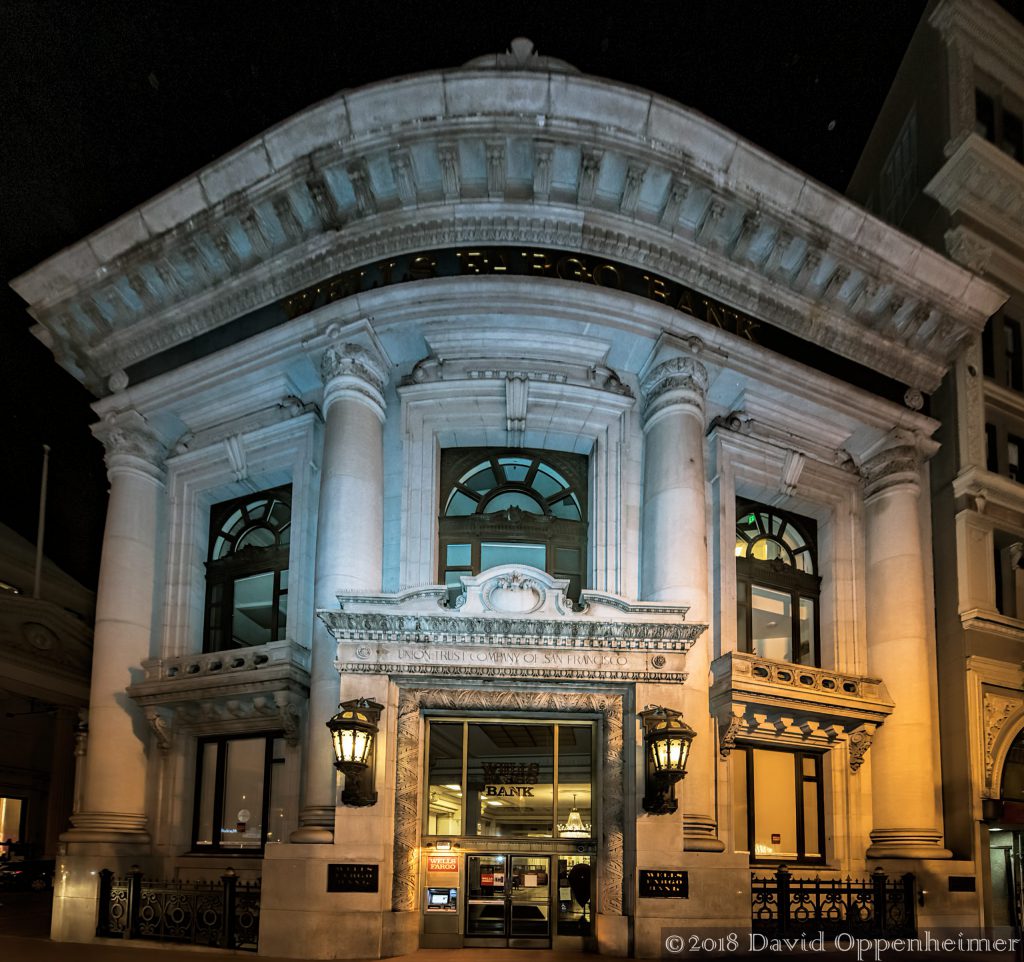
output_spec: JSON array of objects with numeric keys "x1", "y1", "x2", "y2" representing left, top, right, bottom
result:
[
  {"x1": 639, "y1": 705, "x2": 696, "y2": 815},
  {"x1": 326, "y1": 698, "x2": 383, "y2": 807},
  {"x1": 558, "y1": 795, "x2": 592, "y2": 838},
  {"x1": 434, "y1": 840, "x2": 453, "y2": 852}
]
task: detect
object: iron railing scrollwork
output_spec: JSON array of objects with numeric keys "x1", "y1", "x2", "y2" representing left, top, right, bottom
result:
[
  {"x1": 97, "y1": 868, "x2": 259, "y2": 950},
  {"x1": 752, "y1": 865, "x2": 916, "y2": 938}
]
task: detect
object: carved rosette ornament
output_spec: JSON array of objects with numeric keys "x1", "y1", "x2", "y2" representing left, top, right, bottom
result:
[
  {"x1": 640, "y1": 355, "x2": 708, "y2": 428},
  {"x1": 91, "y1": 408, "x2": 167, "y2": 483},
  {"x1": 320, "y1": 341, "x2": 389, "y2": 421},
  {"x1": 392, "y1": 688, "x2": 625, "y2": 917},
  {"x1": 860, "y1": 433, "x2": 922, "y2": 500}
]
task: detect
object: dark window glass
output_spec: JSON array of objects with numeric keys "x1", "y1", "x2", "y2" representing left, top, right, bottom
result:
[
  {"x1": 976, "y1": 89, "x2": 996, "y2": 142},
  {"x1": 192, "y1": 733, "x2": 287, "y2": 852},
  {"x1": 736, "y1": 503, "x2": 821, "y2": 666},
  {"x1": 1003, "y1": 110, "x2": 1024, "y2": 162},
  {"x1": 733, "y1": 747, "x2": 824, "y2": 864},
  {"x1": 983, "y1": 319, "x2": 996, "y2": 379},
  {"x1": 204, "y1": 486, "x2": 291, "y2": 652},
  {"x1": 1010, "y1": 434, "x2": 1023, "y2": 482},
  {"x1": 987, "y1": 422, "x2": 1000, "y2": 473},
  {"x1": 1006, "y1": 319, "x2": 1023, "y2": 391},
  {"x1": 439, "y1": 449, "x2": 587, "y2": 605}
]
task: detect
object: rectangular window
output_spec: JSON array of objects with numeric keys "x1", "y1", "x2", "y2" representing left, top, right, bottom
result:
[
  {"x1": 734, "y1": 747, "x2": 824, "y2": 864},
  {"x1": 192, "y1": 734, "x2": 289, "y2": 852},
  {"x1": 976, "y1": 86, "x2": 1024, "y2": 165},
  {"x1": 427, "y1": 722, "x2": 464, "y2": 836},
  {"x1": 424, "y1": 719, "x2": 595, "y2": 841},
  {"x1": 467, "y1": 723, "x2": 555, "y2": 838},
  {"x1": 1010, "y1": 434, "x2": 1023, "y2": 482},
  {"x1": 1006, "y1": 319, "x2": 1023, "y2": 391},
  {"x1": 988, "y1": 422, "x2": 1000, "y2": 473}
]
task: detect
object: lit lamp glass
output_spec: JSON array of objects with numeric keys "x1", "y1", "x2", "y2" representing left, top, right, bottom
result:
[
  {"x1": 327, "y1": 699, "x2": 382, "y2": 775},
  {"x1": 639, "y1": 706, "x2": 696, "y2": 815},
  {"x1": 648, "y1": 727, "x2": 692, "y2": 779}
]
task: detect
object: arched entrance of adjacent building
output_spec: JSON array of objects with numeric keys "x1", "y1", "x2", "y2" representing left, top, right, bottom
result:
[{"x1": 988, "y1": 726, "x2": 1024, "y2": 937}]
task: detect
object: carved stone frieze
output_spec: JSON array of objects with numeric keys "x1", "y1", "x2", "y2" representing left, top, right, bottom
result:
[
  {"x1": 392, "y1": 687, "x2": 624, "y2": 915},
  {"x1": 984, "y1": 690, "x2": 1023, "y2": 790},
  {"x1": 321, "y1": 610, "x2": 703, "y2": 650}
]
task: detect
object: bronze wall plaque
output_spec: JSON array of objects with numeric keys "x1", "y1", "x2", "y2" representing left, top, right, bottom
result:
[
  {"x1": 327, "y1": 863, "x2": 379, "y2": 893},
  {"x1": 638, "y1": 869, "x2": 689, "y2": 898}
]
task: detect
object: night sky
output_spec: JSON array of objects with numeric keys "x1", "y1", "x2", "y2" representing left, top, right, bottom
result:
[{"x1": 0, "y1": 0, "x2": 927, "y2": 589}]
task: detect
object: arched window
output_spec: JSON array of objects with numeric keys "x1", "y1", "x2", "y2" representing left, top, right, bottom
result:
[
  {"x1": 204, "y1": 485, "x2": 291, "y2": 652},
  {"x1": 439, "y1": 449, "x2": 587, "y2": 603},
  {"x1": 735, "y1": 501, "x2": 820, "y2": 666}
]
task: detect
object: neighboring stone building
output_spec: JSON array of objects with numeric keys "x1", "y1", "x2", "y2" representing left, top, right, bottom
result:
[
  {"x1": 849, "y1": 0, "x2": 1024, "y2": 935},
  {"x1": 0, "y1": 523, "x2": 93, "y2": 861},
  {"x1": 10, "y1": 39, "x2": 1003, "y2": 958}
]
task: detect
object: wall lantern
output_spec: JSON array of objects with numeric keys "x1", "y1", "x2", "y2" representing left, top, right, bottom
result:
[
  {"x1": 639, "y1": 705, "x2": 696, "y2": 815},
  {"x1": 326, "y1": 698, "x2": 383, "y2": 807}
]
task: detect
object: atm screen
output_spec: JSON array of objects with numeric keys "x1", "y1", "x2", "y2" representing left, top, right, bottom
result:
[{"x1": 430, "y1": 893, "x2": 449, "y2": 906}]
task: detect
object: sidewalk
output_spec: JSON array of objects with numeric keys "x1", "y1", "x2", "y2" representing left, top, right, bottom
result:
[
  {"x1": 0, "y1": 891, "x2": 602, "y2": 962},
  {"x1": 0, "y1": 936, "x2": 603, "y2": 962}
]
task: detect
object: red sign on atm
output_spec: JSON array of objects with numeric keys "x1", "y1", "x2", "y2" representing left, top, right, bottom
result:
[{"x1": 427, "y1": 855, "x2": 459, "y2": 873}]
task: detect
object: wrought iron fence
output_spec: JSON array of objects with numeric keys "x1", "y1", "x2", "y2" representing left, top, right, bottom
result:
[
  {"x1": 752, "y1": 865, "x2": 916, "y2": 938},
  {"x1": 96, "y1": 868, "x2": 260, "y2": 950}
]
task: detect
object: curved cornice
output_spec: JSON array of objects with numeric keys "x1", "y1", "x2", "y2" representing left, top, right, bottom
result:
[{"x1": 11, "y1": 63, "x2": 1004, "y2": 396}]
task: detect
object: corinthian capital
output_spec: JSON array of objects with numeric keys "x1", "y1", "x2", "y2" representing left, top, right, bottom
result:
[
  {"x1": 91, "y1": 409, "x2": 166, "y2": 482},
  {"x1": 320, "y1": 341, "x2": 389, "y2": 420},
  {"x1": 640, "y1": 356, "x2": 708, "y2": 427},
  {"x1": 860, "y1": 430, "x2": 923, "y2": 499}
]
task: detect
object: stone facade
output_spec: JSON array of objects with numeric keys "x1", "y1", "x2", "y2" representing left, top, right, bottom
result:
[{"x1": 11, "y1": 38, "x2": 1004, "y2": 959}]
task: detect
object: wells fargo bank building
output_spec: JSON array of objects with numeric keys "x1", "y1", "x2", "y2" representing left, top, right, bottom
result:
[{"x1": 10, "y1": 40, "x2": 1005, "y2": 959}]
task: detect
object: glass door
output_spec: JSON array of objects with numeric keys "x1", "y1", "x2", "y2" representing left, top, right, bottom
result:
[
  {"x1": 465, "y1": 853, "x2": 551, "y2": 947},
  {"x1": 509, "y1": 855, "x2": 550, "y2": 946},
  {"x1": 466, "y1": 854, "x2": 509, "y2": 943}
]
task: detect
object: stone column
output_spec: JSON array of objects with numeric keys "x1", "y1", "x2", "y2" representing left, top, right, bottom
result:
[
  {"x1": 862, "y1": 434, "x2": 950, "y2": 859},
  {"x1": 640, "y1": 355, "x2": 722, "y2": 851},
  {"x1": 292, "y1": 342, "x2": 387, "y2": 842},
  {"x1": 63, "y1": 410, "x2": 165, "y2": 846}
]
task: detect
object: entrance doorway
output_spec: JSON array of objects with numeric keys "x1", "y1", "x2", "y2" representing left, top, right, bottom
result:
[
  {"x1": 990, "y1": 830, "x2": 1024, "y2": 937},
  {"x1": 466, "y1": 854, "x2": 551, "y2": 948}
]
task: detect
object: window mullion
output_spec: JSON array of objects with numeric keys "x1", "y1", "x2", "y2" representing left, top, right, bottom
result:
[
  {"x1": 794, "y1": 754, "x2": 806, "y2": 862},
  {"x1": 260, "y1": 736, "x2": 273, "y2": 850},
  {"x1": 212, "y1": 739, "x2": 227, "y2": 851}
]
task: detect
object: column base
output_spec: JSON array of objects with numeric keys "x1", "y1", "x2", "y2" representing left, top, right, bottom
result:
[
  {"x1": 61, "y1": 811, "x2": 151, "y2": 845},
  {"x1": 290, "y1": 806, "x2": 335, "y2": 843},
  {"x1": 683, "y1": 813, "x2": 725, "y2": 852},
  {"x1": 866, "y1": 828, "x2": 952, "y2": 859}
]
